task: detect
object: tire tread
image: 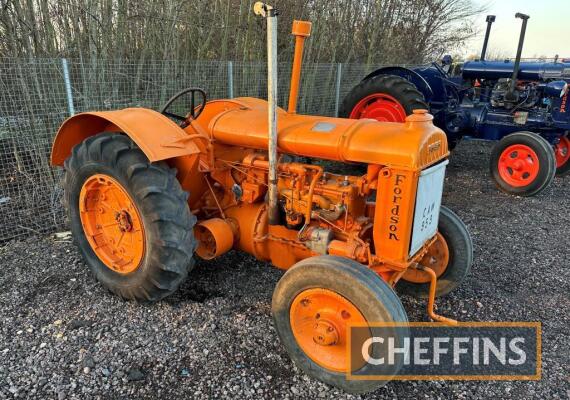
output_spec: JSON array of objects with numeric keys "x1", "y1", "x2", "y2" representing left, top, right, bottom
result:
[{"x1": 63, "y1": 132, "x2": 196, "y2": 302}]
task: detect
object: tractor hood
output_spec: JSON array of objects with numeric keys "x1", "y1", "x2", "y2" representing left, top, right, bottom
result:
[
  {"x1": 462, "y1": 60, "x2": 570, "y2": 81},
  {"x1": 205, "y1": 97, "x2": 448, "y2": 170}
]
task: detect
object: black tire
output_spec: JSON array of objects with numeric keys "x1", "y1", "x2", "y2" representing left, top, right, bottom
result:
[
  {"x1": 339, "y1": 74, "x2": 428, "y2": 119},
  {"x1": 272, "y1": 255, "x2": 408, "y2": 393},
  {"x1": 448, "y1": 138, "x2": 459, "y2": 151},
  {"x1": 63, "y1": 132, "x2": 196, "y2": 301},
  {"x1": 490, "y1": 131, "x2": 556, "y2": 197},
  {"x1": 397, "y1": 206, "x2": 473, "y2": 298},
  {"x1": 556, "y1": 159, "x2": 570, "y2": 175}
]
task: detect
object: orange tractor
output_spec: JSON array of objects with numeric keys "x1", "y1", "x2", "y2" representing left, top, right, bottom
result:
[{"x1": 51, "y1": 3, "x2": 473, "y2": 393}]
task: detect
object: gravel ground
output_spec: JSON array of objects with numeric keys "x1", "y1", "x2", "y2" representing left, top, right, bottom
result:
[{"x1": 0, "y1": 140, "x2": 569, "y2": 399}]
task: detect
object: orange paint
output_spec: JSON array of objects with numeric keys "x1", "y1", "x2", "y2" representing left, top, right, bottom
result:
[
  {"x1": 289, "y1": 288, "x2": 367, "y2": 372},
  {"x1": 413, "y1": 265, "x2": 458, "y2": 326},
  {"x1": 53, "y1": 101, "x2": 449, "y2": 278},
  {"x1": 51, "y1": 19, "x2": 453, "y2": 322},
  {"x1": 79, "y1": 174, "x2": 145, "y2": 274},
  {"x1": 51, "y1": 108, "x2": 201, "y2": 166},
  {"x1": 288, "y1": 20, "x2": 312, "y2": 114},
  {"x1": 207, "y1": 99, "x2": 447, "y2": 168},
  {"x1": 194, "y1": 218, "x2": 235, "y2": 260},
  {"x1": 402, "y1": 232, "x2": 450, "y2": 284}
]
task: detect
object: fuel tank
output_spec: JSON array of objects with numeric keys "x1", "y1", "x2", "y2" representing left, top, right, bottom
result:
[
  {"x1": 461, "y1": 60, "x2": 569, "y2": 81},
  {"x1": 462, "y1": 61, "x2": 570, "y2": 81},
  {"x1": 200, "y1": 97, "x2": 448, "y2": 170}
]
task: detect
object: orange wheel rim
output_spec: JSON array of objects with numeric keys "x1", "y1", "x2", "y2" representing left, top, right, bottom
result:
[
  {"x1": 403, "y1": 232, "x2": 450, "y2": 284},
  {"x1": 497, "y1": 144, "x2": 540, "y2": 187},
  {"x1": 79, "y1": 174, "x2": 145, "y2": 274},
  {"x1": 290, "y1": 288, "x2": 367, "y2": 372}
]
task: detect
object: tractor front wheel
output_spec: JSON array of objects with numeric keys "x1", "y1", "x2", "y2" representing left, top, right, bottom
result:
[
  {"x1": 490, "y1": 132, "x2": 556, "y2": 197},
  {"x1": 397, "y1": 206, "x2": 473, "y2": 298},
  {"x1": 64, "y1": 133, "x2": 196, "y2": 301},
  {"x1": 272, "y1": 255, "x2": 408, "y2": 393},
  {"x1": 554, "y1": 134, "x2": 570, "y2": 175}
]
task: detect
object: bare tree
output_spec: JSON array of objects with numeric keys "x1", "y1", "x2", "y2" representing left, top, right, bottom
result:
[{"x1": 0, "y1": 0, "x2": 483, "y2": 63}]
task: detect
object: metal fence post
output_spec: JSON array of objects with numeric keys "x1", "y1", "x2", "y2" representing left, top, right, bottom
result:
[
  {"x1": 228, "y1": 61, "x2": 234, "y2": 98},
  {"x1": 334, "y1": 63, "x2": 343, "y2": 117},
  {"x1": 61, "y1": 58, "x2": 75, "y2": 116}
]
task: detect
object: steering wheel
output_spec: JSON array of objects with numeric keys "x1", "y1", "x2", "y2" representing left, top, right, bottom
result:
[
  {"x1": 432, "y1": 61, "x2": 450, "y2": 77},
  {"x1": 160, "y1": 88, "x2": 207, "y2": 125}
]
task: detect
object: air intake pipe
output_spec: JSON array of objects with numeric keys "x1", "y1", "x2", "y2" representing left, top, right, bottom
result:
[
  {"x1": 505, "y1": 13, "x2": 530, "y2": 102},
  {"x1": 480, "y1": 15, "x2": 496, "y2": 61},
  {"x1": 288, "y1": 20, "x2": 312, "y2": 113}
]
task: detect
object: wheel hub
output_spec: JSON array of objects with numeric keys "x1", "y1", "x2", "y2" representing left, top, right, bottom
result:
[
  {"x1": 312, "y1": 320, "x2": 338, "y2": 346},
  {"x1": 289, "y1": 288, "x2": 367, "y2": 372},
  {"x1": 513, "y1": 159, "x2": 524, "y2": 170},
  {"x1": 402, "y1": 232, "x2": 450, "y2": 284},
  {"x1": 79, "y1": 174, "x2": 145, "y2": 274},
  {"x1": 115, "y1": 210, "x2": 133, "y2": 232},
  {"x1": 497, "y1": 144, "x2": 540, "y2": 187},
  {"x1": 349, "y1": 93, "x2": 407, "y2": 122}
]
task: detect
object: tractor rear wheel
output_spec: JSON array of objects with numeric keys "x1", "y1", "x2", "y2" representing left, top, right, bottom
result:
[
  {"x1": 554, "y1": 134, "x2": 570, "y2": 175},
  {"x1": 63, "y1": 133, "x2": 196, "y2": 301},
  {"x1": 397, "y1": 206, "x2": 473, "y2": 298},
  {"x1": 340, "y1": 74, "x2": 428, "y2": 122},
  {"x1": 272, "y1": 255, "x2": 408, "y2": 393},
  {"x1": 490, "y1": 132, "x2": 556, "y2": 197}
]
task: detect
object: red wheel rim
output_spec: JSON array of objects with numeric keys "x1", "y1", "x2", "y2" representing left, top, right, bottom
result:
[
  {"x1": 349, "y1": 93, "x2": 407, "y2": 122},
  {"x1": 554, "y1": 135, "x2": 570, "y2": 168},
  {"x1": 497, "y1": 144, "x2": 540, "y2": 187}
]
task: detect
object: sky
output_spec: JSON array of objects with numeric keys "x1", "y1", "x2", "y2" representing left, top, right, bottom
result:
[{"x1": 465, "y1": 0, "x2": 570, "y2": 59}]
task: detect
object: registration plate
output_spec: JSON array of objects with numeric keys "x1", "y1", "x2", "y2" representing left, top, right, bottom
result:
[{"x1": 409, "y1": 160, "x2": 449, "y2": 256}]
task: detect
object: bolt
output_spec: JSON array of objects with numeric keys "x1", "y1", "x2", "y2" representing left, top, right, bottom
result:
[
  {"x1": 341, "y1": 310, "x2": 351, "y2": 320},
  {"x1": 300, "y1": 299, "x2": 310, "y2": 307},
  {"x1": 99, "y1": 208, "x2": 104, "y2": 214}
]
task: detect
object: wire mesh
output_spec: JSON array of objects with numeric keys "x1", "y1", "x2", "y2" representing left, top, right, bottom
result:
[{"x1": 0, "y1": 58, "x2": 414, "y2": 242}]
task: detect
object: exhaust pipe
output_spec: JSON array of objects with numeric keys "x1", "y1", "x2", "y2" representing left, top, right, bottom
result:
[
  {"x1": 480, "y1": 15, "x2": 496, "y2": 61},
  {"x1": 288, "y1": 20, "x2": 312, "y2": 114},
  {"x1": 254, "y1": 2, "x2": 280, "y2": 225},
  {"x1": 506, "y1": 13, "x2": 530, "y2": 102}
]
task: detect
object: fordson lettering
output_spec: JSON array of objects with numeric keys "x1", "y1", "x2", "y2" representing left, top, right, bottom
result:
[
  {"x1": 389, "y1": 174, "x2": 406, "y2": 241},
  {"x1": 428, "y1": 140, "x2": 442, "y2": 153}
]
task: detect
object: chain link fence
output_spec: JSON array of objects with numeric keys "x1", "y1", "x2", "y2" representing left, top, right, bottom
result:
[{"x1": 0, "y1": 58, "x2": 396, "y2": 242}]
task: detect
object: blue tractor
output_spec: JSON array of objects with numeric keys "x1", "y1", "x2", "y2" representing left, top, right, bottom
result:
[{"x1": 341, "y1": 13, "x2": 570, "y2": 196}]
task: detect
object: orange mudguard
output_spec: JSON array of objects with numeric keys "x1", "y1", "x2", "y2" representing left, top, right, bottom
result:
[{"x1": 51, "y1": 108, "x2": 201, "y2": 166}]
